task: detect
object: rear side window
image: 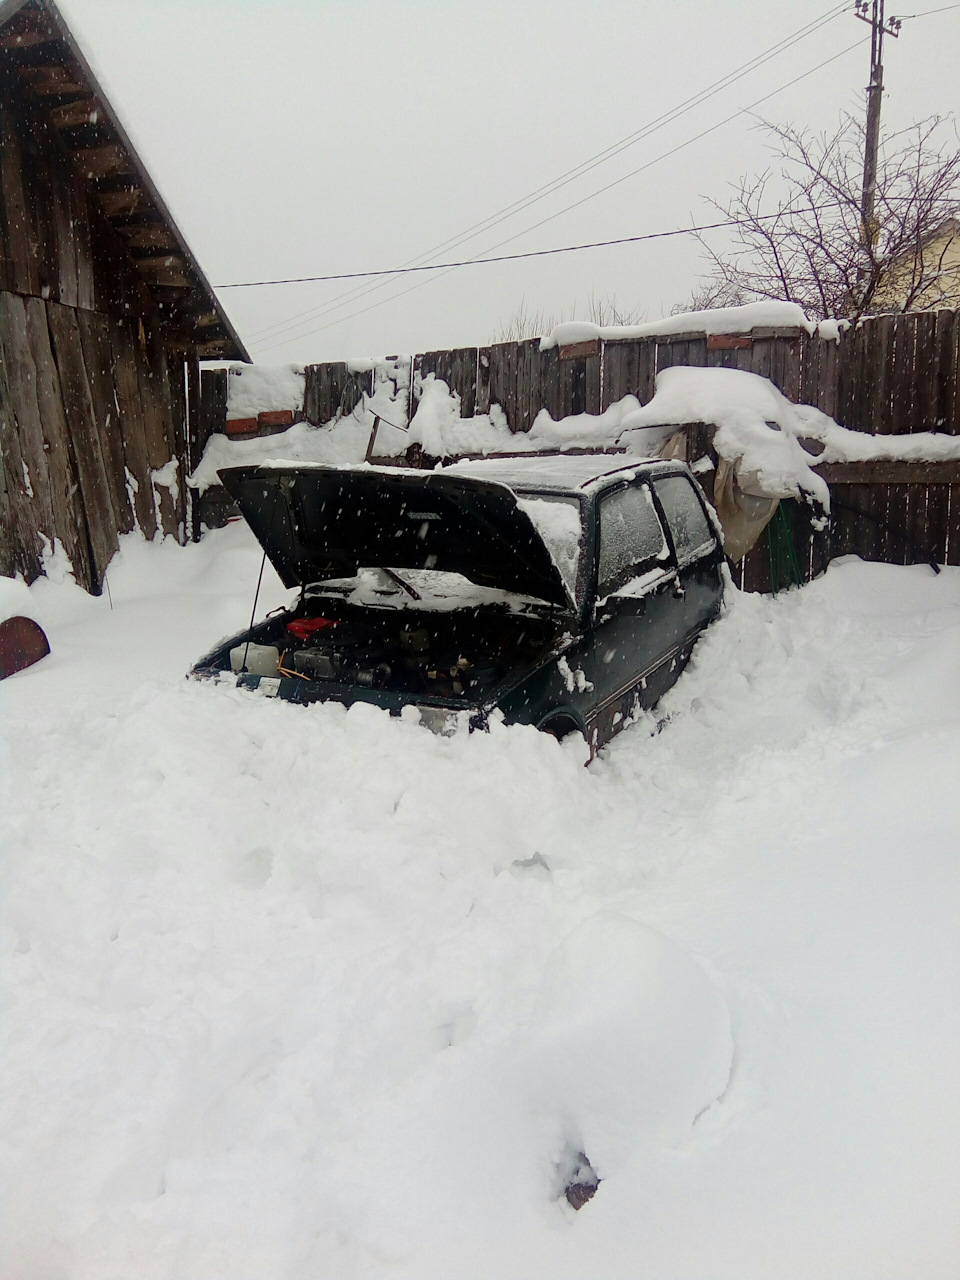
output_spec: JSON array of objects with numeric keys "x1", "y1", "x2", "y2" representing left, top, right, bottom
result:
[
  {"x1": 653, "y1": 475, "x2": 715, "y2": 565},
  {"x1": 597, "y1": 483, "x2": 669, "y2": 596}
]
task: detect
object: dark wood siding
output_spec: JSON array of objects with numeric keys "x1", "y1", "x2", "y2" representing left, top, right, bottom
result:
[{"x1": 1, "y1": 61, "x2": 191, "y2": 588}]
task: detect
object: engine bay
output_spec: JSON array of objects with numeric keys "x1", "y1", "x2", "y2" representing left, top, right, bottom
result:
[{"x1": 217, "y1": 601, "x2": 562, "y2": 704}]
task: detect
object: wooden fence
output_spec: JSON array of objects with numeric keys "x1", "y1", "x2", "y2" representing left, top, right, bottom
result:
[{"x1": 202, "y1": 308, "x2": 960, "y2": 590}]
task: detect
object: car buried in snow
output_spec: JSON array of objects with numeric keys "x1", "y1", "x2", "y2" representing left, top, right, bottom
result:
[{"x1": 191, "y1": 454, "x2": 724, "y2": 751}]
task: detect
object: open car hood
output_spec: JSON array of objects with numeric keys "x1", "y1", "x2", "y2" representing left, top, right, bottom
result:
[{"x1": 218, "y1": 464, "x2": 574, "y2": 610}]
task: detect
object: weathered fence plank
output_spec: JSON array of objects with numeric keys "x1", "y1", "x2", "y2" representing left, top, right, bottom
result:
[
  {"x1": 198, "y1": 368, "x2": 227, "y2": 453},
  {"x1": 133, "y1": 327, "x2": 180, "y2": 536},
  {"x1": 476, "y1": 347, "x2": 491, "y2": 415},
  {"x1": 656, "y1": 334, "x2": 707, "y2": 372},
  {"x1": 413, "y1": 348, "x2": 478, "y2": 418},
  {"x1": 936, "y1": 310, "x2": 959, "y2": 433},
  {"x1": 0, "y1": 295, "x2": 55, "y2": 555},
  {"x1": 304, "y1": 362, "x2": 372, "y2": 426},
  {"x1": 948, "y1": 486, "x2": 960, "y2": 564},
  {"x1": 0, "y1": 320, "x2": 40, "y2": 580},
  {"x1": 600, "y1": 338, "x2": 656, "y2": 409},
  {"x1": 487, "y1": 340, "x2": 528, "y2": 432}
]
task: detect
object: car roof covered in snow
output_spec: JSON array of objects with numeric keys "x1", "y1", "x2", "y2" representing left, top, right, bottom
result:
[{"x1": 442, "y1": 452, "x2": 673, "y2": 494}]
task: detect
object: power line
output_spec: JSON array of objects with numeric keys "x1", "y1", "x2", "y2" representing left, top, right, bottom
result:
[
  {"x1": 893, "y1": 3, "x2": 960, "y2": 16},
  {"x1": 392, "y1": 3, "x2": 851, "y2": 270},
  {"x1": 219, "y1": 208, "x2": 850, "y2": 291},
  {"x1": 435, "y1": 39, "x2": 869, "y2": 269},
  {"x1": 256, "y1": 35, "x2": 866, "y2": 353},
  {"x1": 256, "y1": 35, "x2": 867, "y2": 354},
  {"x1": 241, "y1": 1, "x2": 850, "y2": 344}
]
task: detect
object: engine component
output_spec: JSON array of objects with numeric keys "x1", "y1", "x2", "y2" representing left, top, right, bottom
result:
[
  {"x1": 399, "y1": 626, "x2": 431, "y2": 654},
  {"x1": 230, "y1": 643, "x2": 280, "y2": 676},
  {"x1": 292, "y1": 648, "x2": 339, "y2": 680},
  {"x1": 287, "y1": 616, "x2": 338, "y2": 641},
  {"x1": 355, "y1": 664, "x2": 392, "y2": 688}
]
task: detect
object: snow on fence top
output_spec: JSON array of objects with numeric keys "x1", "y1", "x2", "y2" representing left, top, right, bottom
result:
[
  {"x1": 217, "y1": 306, "x2": 854, "y2": 432},
  {"x1": 226, "y1": 364, "x2": 305, "y2": 421},
  {"x1": 190, "y1": 364, "x2": 960, "y2": 512},
  {"x1": 540, "y1": 301, "x2": 817, "y2": 350}
]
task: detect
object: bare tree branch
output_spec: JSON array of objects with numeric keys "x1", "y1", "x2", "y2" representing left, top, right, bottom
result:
[{"x1": 678, "y1": 114, "x2": 960, "y2": 320}]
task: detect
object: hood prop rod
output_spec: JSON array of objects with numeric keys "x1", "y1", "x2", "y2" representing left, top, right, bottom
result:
[{"x1": 241, "y1": 550, "x2": 268, "y2": 673}]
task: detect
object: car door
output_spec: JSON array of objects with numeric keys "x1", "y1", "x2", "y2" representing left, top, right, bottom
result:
[
  {"x1": 578, "y1": 479, "x2": 683, "y2": 745},
  {"x1": 651, "y1": 472, "x2": 723, "y2": 639}
]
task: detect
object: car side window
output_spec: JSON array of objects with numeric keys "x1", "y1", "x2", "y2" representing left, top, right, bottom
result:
[
  {"x1": 653, "y1": 475, "x2": 716, "y2": 566},
  {"x1": 597, "y1": 483, "x2": 669, "y2": 597}
]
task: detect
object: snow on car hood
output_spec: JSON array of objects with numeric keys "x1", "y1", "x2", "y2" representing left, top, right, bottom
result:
[{"x1": 218, "y1": 464, "x2": 575, "y2": 610}]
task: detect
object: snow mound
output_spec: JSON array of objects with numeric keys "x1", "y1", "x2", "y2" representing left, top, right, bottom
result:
[
  {"x1": 521, "y1": 913, "x2": 733, "y2": 1170},
  {"x1": 0, "y1": 575, "x2": 39, "y2": 627},
  {"x1": 407, "y1": 373, "x2": 462, "y2": 455},
  {"x1": 190, "y1": 418, "x2": 373, "y2": 492},
  {"x1": 2, "y1": 530, "x2": 960, "y2": 1276},
  {"x1": 621, "y1": 365, "x2": 833, "y2": 505},
  {"x1": 189, "y1": 369, "x2": 409, "y2": 493},
  {"x1": 226, "y1": 364, "x2": 305, "y2": 420},
  {"x1": 407, "y1": 377, "x2": 674, "y2": 458}
]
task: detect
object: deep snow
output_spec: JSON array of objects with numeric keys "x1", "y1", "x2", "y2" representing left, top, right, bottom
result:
[{"x1": 1, "y1": 526, "x2": 959, "y2": 1279}]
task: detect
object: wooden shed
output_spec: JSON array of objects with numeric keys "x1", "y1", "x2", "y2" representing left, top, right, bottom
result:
[{"x1": 0, "y1": 0, "x2": 249, "y2": 593}]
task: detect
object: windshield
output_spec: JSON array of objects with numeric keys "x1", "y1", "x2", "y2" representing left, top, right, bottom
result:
[{"x1": 515, "y1": 494, "x2": 584, "y2": 603}]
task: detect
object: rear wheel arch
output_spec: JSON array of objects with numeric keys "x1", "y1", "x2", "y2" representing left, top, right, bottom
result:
[{"x1": 537, "y1": 710, "x2": 585, "y2": 742}]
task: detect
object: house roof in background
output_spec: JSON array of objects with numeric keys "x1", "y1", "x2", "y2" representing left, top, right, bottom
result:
[{"x1": 0, "y1": 0, "x2": 250, "y2": 361}]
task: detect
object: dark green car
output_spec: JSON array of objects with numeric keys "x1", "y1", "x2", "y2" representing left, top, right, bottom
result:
[{"x1": 191, "y1": 454, "x2": 724, "y2": 751}]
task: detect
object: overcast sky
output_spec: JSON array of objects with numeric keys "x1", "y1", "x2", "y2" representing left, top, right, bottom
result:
[{"x1": 57, "y1": 0, "x2": 960, "y2": 365}]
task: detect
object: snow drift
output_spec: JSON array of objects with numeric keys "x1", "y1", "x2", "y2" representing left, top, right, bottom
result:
[{"x1": 4, "y1": 513, "x2": 957, "y2": 1279}]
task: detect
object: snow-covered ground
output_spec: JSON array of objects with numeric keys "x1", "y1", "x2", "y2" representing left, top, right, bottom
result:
[{"x1": 1, "y1": 527, "x2": 959, "y2": 1279}]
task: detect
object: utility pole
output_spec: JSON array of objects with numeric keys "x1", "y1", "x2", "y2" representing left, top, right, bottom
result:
[{"x1": 854, "y1": 0, "x2": 901, "y2": 247}]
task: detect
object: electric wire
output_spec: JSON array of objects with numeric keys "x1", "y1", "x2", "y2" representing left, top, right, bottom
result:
[
  {"x1": 382, "y1": 3, "x2": 851, "y2": 271},
  {"x1": 255, "y1": 35, "x2": 867, "y2": 355},
  {"x1": 220, "y1": 207, "x2": 850, "y2": 290},
  {"x1": 255, "y1": 37, "x2": 865, "y2": 352},
  {"x1": 242, "y1": 2, "x2": 847, "y2": 342},
  {"x1": 239, "y1": 1, "x2": 850, "y2": 343},
  {"x1": 893, "y1": 3, "x2": 960, "y2": 16}
]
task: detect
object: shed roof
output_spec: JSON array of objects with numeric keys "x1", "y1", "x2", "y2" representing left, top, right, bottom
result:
[{"x1": 0, "y1": 0, "x2": 249, "y2": 361}]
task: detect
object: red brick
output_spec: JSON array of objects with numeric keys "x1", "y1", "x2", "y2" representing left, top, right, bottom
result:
[
  {"x1": 559, "y1": 338, "x2": 600, "y2": 361},
  {"x1": 258, "y1": 409, "x2": 295, "y2": 429},
  {"x1": 224, "y1": 416, "x2": 258, "y2": 437},
  {"x1": 706, "y1": 333, "x2": 752, "y2": 351}
]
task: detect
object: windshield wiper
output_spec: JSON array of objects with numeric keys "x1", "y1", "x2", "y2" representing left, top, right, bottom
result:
[{"x1": 380, "y1": 568, "x2": 421, "y2": 601}]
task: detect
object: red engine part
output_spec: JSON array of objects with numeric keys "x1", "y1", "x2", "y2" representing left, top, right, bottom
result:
[{"x1": 286, "y1": 617, "x2": 338, "y2": 641}]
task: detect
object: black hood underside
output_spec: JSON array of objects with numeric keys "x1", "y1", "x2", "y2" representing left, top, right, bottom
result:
[{"x1": 218, "y1": 464, "x2": 573, "y2": 609}]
